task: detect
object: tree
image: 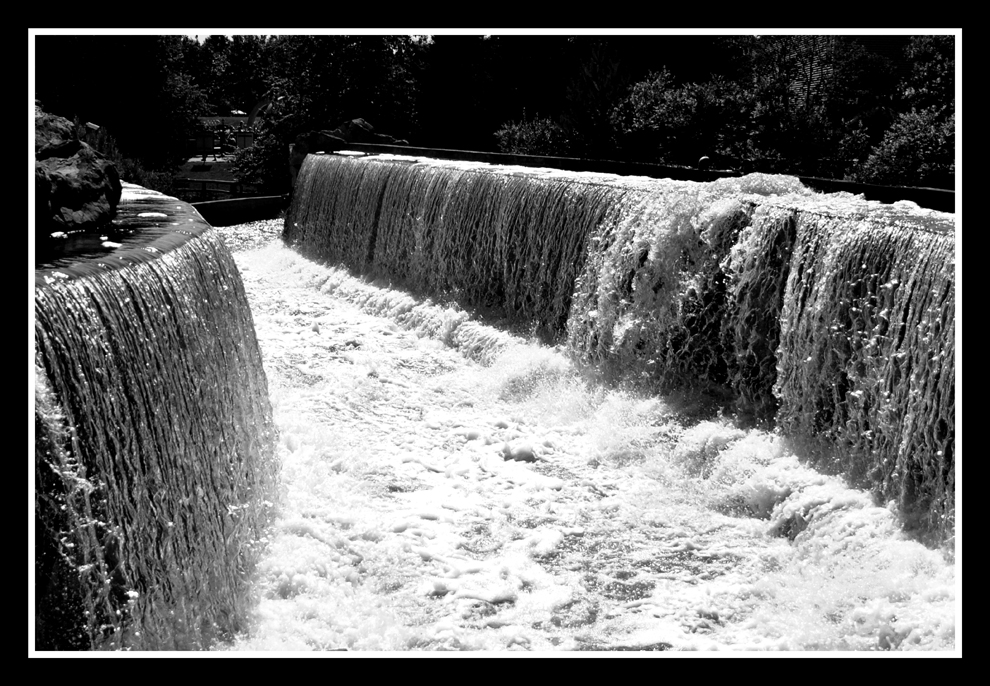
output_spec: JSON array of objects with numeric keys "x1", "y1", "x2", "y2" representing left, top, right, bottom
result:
[
  {"x1": 858, "y1": 107, "x2": 955, "y2": 188},
  {"x1": 610, "y1": 68, "x2": 695, "y2": 164},
  {"x1": 899, "y1": 35, "x2": 955, "y2": 115},
  {"x1": 855, "y1": 35, "x2": 955, "y2": 189},
  {"x1": 494, "y1": 113, "x2": 571, "y2": 156},
  {"x1": 743, "y1": 35, "x2": 832, "y2": 174},
  {"x1": 817, "y1": 39, "x2": 900, "y2": 179},
  {"x1": 560, "y1": 38, "x2": 628, "y2": 159},
  {"x1": 226, "y1": 35, "x2": 275, "y2": 115},
  {"x1": 198, "y1": 35, "x2": 233, "y2": 115},
  {"x1": 610, "y1": 69, "x2": 754, "y2": 168},
  {"x1": 34, "y1": 35, "x2": 211, "y2": 171},
  {"x1": 231, "y1": 35, "x2": 424, "y2": 194}
]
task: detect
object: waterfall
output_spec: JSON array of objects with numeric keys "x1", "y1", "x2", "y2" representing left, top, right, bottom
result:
[
  {"x1": 288, "y1": 155, "x2": 623, "y2": 337},
  {"x1": 34, "y1": 185, "x2": 279, "y2": 650},
  {"x1": 286, "y1": 154, "x2": 955, "y2": 541}
]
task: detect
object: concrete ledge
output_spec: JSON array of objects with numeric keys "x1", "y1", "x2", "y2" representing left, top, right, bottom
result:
[
  {"x1": 36, "y1": 182, "x2": 212, "y2": 278},
  {"x1": 331, "y1": 143, "x2": 955, "y2": 213},
  {"x1": 192, "y1": 195, "x2": 286, "y2": 227},
  {"x1": 794, "y1": 176, "x2": 954, "y2": 213}
]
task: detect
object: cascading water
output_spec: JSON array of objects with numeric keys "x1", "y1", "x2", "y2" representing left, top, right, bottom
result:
[
  {"x1": 285, "y1": 153, "x2": 955, "y2": 542},
  {"x1": 34, "y1": 184, "x2": 279, "y2": 650},
  {"x1": 287, "y1": 155, "x2": 621, "y2": 337}
]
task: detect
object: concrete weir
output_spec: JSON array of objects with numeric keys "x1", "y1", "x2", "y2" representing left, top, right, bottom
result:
[
  {"x1": 286, "y1": 153, "x2": 956, "y2": 542},
  {"x1": 34, "y1": 183, "x2": 279, "y2": 650}
]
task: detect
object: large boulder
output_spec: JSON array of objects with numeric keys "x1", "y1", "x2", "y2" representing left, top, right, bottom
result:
[
  {"x1": 289, "y1": 118, "x2": 408, "y2": 187},
  {"x1": 35, "y1": 110, "x2": 76, "y2": 152},
  {"x1": 35, "y1": 106, "x2": 122, "y2": 237},
  {"x1": 328, "y1": 118, "x2": 407, "y2": 146}
]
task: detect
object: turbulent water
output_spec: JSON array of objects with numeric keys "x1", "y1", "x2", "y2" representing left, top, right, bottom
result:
[
  {"x1": 32, "y1": 154, "x2": 957, "y2": 654},
  {"x1": 287, "y1": 154, "x2": 956, "y2": 542},
  {"x1": 207, "y1": 222, "x2": 957, "y2": 653}
]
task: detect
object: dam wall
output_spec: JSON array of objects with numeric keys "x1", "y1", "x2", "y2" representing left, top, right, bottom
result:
[
  {"x1": 285, "y1": 153, "x2": 955, "y2": 540},
  {"x1": 34, "y1": 184, "x2": 280, "y2": 649}
]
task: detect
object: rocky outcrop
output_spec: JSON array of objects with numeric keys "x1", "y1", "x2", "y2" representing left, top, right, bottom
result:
[
  {"x1": 328, "y1": 118, "x2": 407, "y2": 147},
  {"x1": 289, "y1": 118, "x2": 408, "y2": 187},
  {"x1": 35, "y1": 109, "x2": 76, "y2": 151},
  {"x1": 35, "y1": 106, "x2": 122, "y2": 237}
]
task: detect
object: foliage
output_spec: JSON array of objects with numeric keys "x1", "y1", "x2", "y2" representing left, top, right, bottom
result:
[
  {"x1": 116, "y1": 37, "x2": 211, "y2": 171},
  {"x1": 159, "y1": 72, "x2": 212, "y2": 164},
  {"x1": 494, "y1": 113, "x2": 571, "y2": 156},
  {"x1": 73, "y1": 117, "x2": 123, "y2": 164},
  {"x1": 34, "y1": 33, "x2": 957, "y2": 191},
  {"x1": 224, "y1": 36, "x2": 426, "y2": 194},
  {"x1": 610, "y1": 68, "x2": 694, "y2": 164},
  {"x1": 35, "y1": 36, "x2": 211, "y2": 173},
  {"x1": 851, "y1": 34, "x2": 956, "y2": 189},
  {"x1": 851, "y1": 35, "x2": 956, "y2": 189},
  {"x1": 197, "y1": 36, "x2": 233, "y2": 115},
  {"x1": 857, "y1": 107, "x2": 955, "y2": 188},
  {"x1": 175, "y1": 35, "x2": 274, "y2": 118},
  {"x1": 416, "y1": 35, "x2": 572, "y2": 153},
  {"x1": 610, "y1": 69, "x2": 754, "y2": 168},
  {"x1": 740, "y1": 36, "x2": 843, "y2": 176},
  {"x1": 607, "y1": 34, "x2": 955, "y2": 185},
  {"x1": 229, "y1": 137, "x2": 280, "y2": 192},
  {"x1": 560, "y1": 39, "x2": 629, "y2": 158},
  {"x1": 73, "y1": 118, "x2": 177, "y2": 196},
  {"x1": 900, "y1": 35, "x2": 955, "y2": 114},
  {"x1": 118, "y1": 160, "x2": 179, "y2": 197}
]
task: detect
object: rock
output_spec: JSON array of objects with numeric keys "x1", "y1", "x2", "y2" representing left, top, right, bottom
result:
[
  {"x1": 34, "y1": 106, "x2": 121, "y2": 238},
  {"x1": 35, "y1": 110, "x2": 77, "y2": 153},
  {"x1": 328, "y1": 118, "x2": 407, "y2": 146}
]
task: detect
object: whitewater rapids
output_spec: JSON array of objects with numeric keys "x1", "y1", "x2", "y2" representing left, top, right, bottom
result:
[{"x1": 211, "y1": 220, "x2": 956, "y2": 654}]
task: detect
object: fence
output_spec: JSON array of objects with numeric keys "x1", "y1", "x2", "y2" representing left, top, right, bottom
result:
[{"x1": 174, "y1": 178, "x2": 261, "y2": 202}]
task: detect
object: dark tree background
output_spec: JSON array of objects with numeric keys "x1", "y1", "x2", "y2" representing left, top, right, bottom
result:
[{"x1": 33, "y1": 33, "x2": 956, "y2": 196}]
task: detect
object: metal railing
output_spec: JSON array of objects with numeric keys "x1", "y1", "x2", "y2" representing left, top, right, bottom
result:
[
  {"x1": 324, "y1": 142, "x2": 955, "y2": 213},
  {"x1": 173, "y1": 178, "x2": 261, "y2": 202}
]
